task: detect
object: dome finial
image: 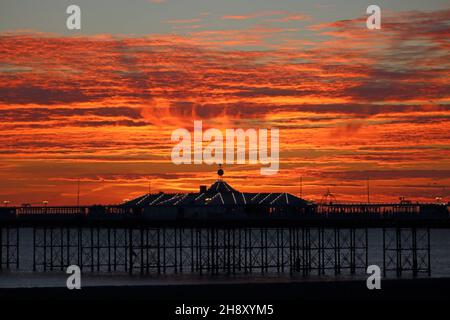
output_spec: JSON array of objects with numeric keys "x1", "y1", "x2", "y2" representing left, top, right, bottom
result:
[{"x1": 217, "y1": 164, "x2": 224, "y2": 179}]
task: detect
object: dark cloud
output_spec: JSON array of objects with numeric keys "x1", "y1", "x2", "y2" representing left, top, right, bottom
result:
[
  {"x1": 323, "y1": 170, "x2": 450, "y2": 181},
  {"x1": 1, "y1": 107, "x2": 143, "y2": 122},
  {"x1": 0, "y1": 86, "x2": 91, "y2": 104}
]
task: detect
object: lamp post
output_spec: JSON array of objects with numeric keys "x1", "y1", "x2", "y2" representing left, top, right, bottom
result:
[{"x1": 3, "y1": 200, "x2": 10, "y2": 207}]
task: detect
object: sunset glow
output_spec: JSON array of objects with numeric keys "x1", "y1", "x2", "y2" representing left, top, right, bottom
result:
[{"x1": 0, "y1": 2, "x2": 449, "y2": 205}]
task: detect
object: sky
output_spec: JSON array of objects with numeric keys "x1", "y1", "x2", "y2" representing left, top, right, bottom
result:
[{"x1": 0, "y1": 0, "x2": 449, "y2": 205}]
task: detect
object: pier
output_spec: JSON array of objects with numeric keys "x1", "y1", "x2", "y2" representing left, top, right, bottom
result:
[{"x1": 1, "y1": 202, "x2": 447, "y2": 277}]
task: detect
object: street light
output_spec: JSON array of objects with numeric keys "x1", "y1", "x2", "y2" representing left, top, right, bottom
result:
[
  {"x1": 3, "y1": 200, "x2": 10, "y2": 207},
  {"x1": 42, "y1": 200, "x2": 48, "y2": 207}
]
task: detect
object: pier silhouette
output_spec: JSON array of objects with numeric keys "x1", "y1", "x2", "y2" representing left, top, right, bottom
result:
[{"x1": 1, "y1": 173, "x2": 448, "y2": 277}]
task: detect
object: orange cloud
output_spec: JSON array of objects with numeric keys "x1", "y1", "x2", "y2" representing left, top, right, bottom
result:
[{"x1": 0, "y1": 9, "x2": 449, "y2": 205}]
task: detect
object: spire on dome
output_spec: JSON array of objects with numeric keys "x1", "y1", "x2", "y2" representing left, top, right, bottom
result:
[
  {"x1": 207, "y1": 180, "x2": 238, "y2": 193},
  {"x1": 217, "y1": 164, "x2": 224, "y2": 180},
  {"x1": 205, "y1": 164, "x2": 238, "y2": 193}
]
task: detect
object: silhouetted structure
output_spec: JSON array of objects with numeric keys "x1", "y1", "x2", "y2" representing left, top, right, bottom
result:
[
  {"x1": 0, "y1": 169, "x2": 448, "y2": 277},
  {"x1": 122, "y1": 179, "x2": 311, "y2": 219}
]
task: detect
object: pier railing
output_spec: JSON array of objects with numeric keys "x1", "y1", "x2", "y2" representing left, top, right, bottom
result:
[
  {"x1": 318, "y1": 203, "x2": 421, "y2": 215},
  {"x1": 0, "y1": 203, "x2": 448, "y2": 219}
]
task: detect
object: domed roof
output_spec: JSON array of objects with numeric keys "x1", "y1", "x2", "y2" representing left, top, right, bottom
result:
[
  {"x1": 122, "y1": 166, "x2": 310, "y2": 208},
  {"x1": 206, "y1": 180, "x2": 238, "y2": 193}
]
